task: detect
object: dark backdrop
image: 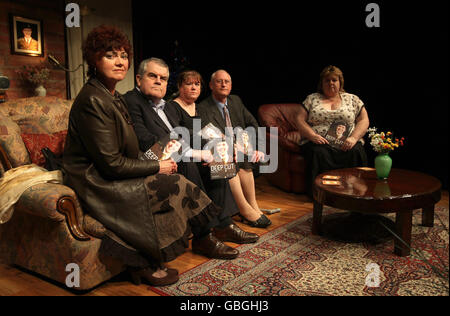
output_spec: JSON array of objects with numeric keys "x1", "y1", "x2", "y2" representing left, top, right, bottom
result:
[{"x1": 132, "y1": 0, "x2": 448, "y2": 189}]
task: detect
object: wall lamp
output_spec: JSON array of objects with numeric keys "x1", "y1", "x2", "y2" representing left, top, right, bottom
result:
[{"x1": 47, "y1": 54, "x2": 85, "y2": 84}]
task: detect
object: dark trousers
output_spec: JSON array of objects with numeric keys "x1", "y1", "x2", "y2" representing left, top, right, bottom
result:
[{"x1": 301, "y1": 142, "x2": 368, "y2": 197}]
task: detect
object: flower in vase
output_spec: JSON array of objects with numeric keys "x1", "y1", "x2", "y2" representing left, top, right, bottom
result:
[
  {"x1": 367, "y1": 127, "x2": 405, "y2": 154},
  {"x1": 16, "y1": 64, "x2": 50, "y2": 87}
]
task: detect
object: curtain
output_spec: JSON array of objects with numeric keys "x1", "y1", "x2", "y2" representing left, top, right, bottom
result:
[{"x1": 65, "y1": 0, "x2": 135, "y2": 99}]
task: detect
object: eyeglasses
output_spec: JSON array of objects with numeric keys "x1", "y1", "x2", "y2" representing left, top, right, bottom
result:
[
  {"x1": 104, "y1": 51, "x2": 129, "y2": 60},
  {"x1": 214, "y1": 79, "x2": 231, "y2": 85}
]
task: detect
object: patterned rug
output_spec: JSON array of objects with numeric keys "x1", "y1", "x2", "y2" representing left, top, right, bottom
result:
[{"x1": 152, "y1": 206, "x2": 449, "y2": 296}]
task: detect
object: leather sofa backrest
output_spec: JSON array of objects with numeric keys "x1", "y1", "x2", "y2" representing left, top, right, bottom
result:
[{"x1": 258, "y1": 103, "x2": 301, "y2": 137}]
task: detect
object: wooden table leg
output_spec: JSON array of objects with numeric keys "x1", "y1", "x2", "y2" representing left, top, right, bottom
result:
[
  {"x1": 394, "y1": 210, "x2": 413, "y2": 256},
  {"x1": 312, "y1": 201, "x2": 323, "y2": 235},
  {"x1": 422, "y1": 205, "x2": 435, "y2": 227}
]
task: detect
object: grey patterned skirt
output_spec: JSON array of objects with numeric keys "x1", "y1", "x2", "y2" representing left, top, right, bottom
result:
[{"x1": 101, "y1": 173, "x2": 221, "y2": 267}]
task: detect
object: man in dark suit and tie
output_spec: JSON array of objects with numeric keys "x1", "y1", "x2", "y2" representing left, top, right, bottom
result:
[
  {"x1": 197, "y1": 70, "x2": 271, "y2": 228},
  {"x1": 124, "y1": 58, "x2": 259, "y2": 260},
  {"x1": 17, "y1": 25, "x2": 39, "y2": 51}
]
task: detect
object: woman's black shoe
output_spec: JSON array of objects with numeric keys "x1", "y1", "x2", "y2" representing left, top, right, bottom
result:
[{"x1": 238, "y1": 213, "x2": 272, "y2": 228}]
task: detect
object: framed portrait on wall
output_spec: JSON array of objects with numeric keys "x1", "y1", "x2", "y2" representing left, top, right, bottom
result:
[{"x1": 9, "y1": 15, "x2": 44, "y2": 57}]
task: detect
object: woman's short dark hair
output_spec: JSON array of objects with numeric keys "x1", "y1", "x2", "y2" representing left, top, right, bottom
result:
[
  {"x1": 177, "y1": 70, "x2": 204, "y2": 89},
  {"x1": 82, "y1": 25, "x2": 133, "y2": 78}
]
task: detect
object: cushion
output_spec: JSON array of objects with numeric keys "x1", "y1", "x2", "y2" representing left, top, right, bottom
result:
[
  {"x1": 0, "y1": 115, "x2": 31, "y2": 167},
  {"x1": 21, "y1": 130, "x2": 67, "y2": 167}
]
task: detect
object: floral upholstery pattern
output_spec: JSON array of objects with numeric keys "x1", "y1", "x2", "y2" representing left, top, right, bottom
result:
[
  {"x1": 0, "y1": 96, "x2": 124, "y2": 290},
  {"x1": 16, "y1": 183, "x2": 74, "y2": 222},
  {"x1": 0, "y1": 115, "x2": 31, "y2": 167},
  {"x1": 0, "y1": 210, "x2": 124, "y2": 290},
  {"x1": 0, "y1": 96, "x2": 71, "y2": 134},
  {"x1": 0, "y1": 160, "x2": 4, "y2": 177}
]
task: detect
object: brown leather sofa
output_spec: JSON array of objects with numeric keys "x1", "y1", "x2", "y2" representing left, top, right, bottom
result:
[{"x1": 258, "y1": 103, "x2": 306, "y2": 193}]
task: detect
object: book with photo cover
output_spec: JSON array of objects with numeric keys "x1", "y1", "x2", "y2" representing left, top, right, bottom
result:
[
  {"x1": 196, "y1": 123, "x2": 236, "y2": 179},
  {"x1": 209, "y1": 140, "x2": 236, "y2": 180},
  {"x1": 142, "y1": 137, "x2": 185, "y2": 161},
  {"x1": 236, "y1": 130, "x2": 252, "y2": 156},
  {"x1": 197, "y1": 122, "x2": 224, "y2": 140},
  {"x1": 324, "y1": 120, "x2": 350, "y2": 150}
]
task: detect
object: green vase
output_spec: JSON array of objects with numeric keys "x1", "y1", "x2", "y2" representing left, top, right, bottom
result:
[{"x1": 375, "y1": 153, "x2": 392, "y2": 180}]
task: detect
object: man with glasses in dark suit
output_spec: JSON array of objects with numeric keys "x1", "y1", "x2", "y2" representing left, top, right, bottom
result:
[{"x1": 197, "y1": 70, "x2": 271, "y2": 228}]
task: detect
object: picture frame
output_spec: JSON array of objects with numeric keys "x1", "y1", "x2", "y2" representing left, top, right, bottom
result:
[{"x1": 9, "y1": 15, "x2": 44, "y2": 57}]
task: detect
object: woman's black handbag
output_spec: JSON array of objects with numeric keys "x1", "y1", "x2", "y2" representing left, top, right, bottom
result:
[{"x1": 41, "y1": 147, "x2": 64, "y2": 172}]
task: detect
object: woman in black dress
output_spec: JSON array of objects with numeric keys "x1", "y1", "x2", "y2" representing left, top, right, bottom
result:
[{"x1": 166, "y1": 70, "x2": 240, "y2": 218}]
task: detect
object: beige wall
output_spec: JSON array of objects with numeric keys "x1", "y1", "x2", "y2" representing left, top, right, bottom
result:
[{"x1": 66, "y1": 0, "x2": 134, "y2": 98}]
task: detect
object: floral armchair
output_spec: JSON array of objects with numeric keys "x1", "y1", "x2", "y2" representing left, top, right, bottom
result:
[{"x1": 0, "y1": 97, "x2": 125, "y2": 290}]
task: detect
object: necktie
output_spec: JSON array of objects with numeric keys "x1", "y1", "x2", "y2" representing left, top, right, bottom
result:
[
  {"x1": 223, "y1": 105, "x2": 233, "y2": 137},
  {"x1": 223, "y1": 106, "x2": 232, "y2": 128}
]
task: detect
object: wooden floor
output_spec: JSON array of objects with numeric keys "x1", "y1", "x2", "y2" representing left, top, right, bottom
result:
[{"x1": 0, "y1": 176, "x2": 448, "y2": 296}]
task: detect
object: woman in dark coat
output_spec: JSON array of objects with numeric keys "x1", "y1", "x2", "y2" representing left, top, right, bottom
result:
[{"x1": 63, "y1": 25, "x2": 237, "y2": 287}]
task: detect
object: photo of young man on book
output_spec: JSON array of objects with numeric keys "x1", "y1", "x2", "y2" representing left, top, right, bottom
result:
[
  {"x1": 143, "y1": 136, "x2": 186, "y2": 161},
  {"x1": 325, "y1": 121, "x2": 350, "y2": 150}
]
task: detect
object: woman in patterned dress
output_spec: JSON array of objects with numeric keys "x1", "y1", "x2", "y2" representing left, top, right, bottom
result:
[{"x1": 296, "y1": 65, "x2": 370, "y2": 197}]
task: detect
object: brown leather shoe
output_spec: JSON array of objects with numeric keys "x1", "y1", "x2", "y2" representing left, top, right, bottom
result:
[
  {"x1": 192, "y1": 233, "x2": 239, "y2": 260},
  {"x1": 213, "y1": 223, "x2": 260, "y2": 244}
]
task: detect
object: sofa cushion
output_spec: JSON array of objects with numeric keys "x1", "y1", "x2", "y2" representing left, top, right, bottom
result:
[
  {"x1": 0, "y1": 115, "x2": 31, "y2": 167},
  {"x1": 21, "y1": 130, "x2": 67, "y2": 167}
]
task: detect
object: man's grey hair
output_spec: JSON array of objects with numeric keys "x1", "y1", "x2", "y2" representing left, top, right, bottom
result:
[
  {"x1": 210, "y1": 69, "x2": 231, "y2": 82},
  {"x1": 137, "y1": 57, "x2": 169, "y2": 77}
]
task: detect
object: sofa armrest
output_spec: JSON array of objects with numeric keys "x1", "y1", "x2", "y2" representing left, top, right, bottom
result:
[
  {"x1": 16, "y1": 182, "x2": 91, "y2": 241},
  {"x1": 58, "y1": 195, "x2": 91, "y2": 241}
]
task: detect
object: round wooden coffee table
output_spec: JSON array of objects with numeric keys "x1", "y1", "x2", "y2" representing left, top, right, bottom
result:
[{"x1": 312, "y1": 168, "x2": 442, "y2": 256}]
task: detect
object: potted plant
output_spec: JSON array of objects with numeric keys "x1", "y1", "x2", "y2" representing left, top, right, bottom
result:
[
  {"x1": 16, "y1": 64, "x2": 50, "y2": 96},
  {"x1": 367, "y1": 127, "x2": 405, "y2": 179}
]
